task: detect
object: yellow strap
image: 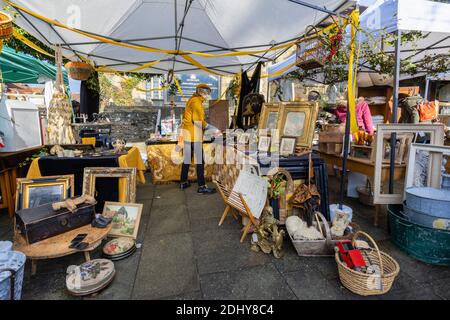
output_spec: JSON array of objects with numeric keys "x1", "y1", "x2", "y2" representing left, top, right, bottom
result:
[{"x1": 347, "y1": 9, "x2": 360, "y2": 134}]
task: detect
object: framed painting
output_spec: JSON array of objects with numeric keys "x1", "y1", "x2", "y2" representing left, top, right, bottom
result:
[
  {"x1": 258, "y1": 136, "x2": 271, "y2": 152},
  {"x1": 276, "y1": 102, "x2": 319, "y2": 148},
  {"x1": 280, "y1": 137, "x2": 296, "y2": 156},
  {"x1": 103, "y1": 202, "x2": 143, "y2": 239},
  {"x1": 83, "y1": 167, "x2": 137, "y2": 203},
  {"x1": 258, "y1": 103, "x2": 280, "y2": 132},
  {"x1": 15, "y1": 175, "x2": 74, "y2": 211}
]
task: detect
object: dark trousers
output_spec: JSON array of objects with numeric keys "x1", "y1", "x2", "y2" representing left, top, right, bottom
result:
[{"x1": 180, "y1": 141, "x2": 205, "y2": 186}]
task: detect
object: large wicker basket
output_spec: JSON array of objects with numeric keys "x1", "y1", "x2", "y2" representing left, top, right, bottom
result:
[
  {"x1": 65, "y1": 61, "x2": 93, "y2": 80},
  {"x1": 0, "y1": 12, "x2": 13, "y2": 40},
  {"x1": 335, "y1": 231, "x2": 400, "y2": 296}
]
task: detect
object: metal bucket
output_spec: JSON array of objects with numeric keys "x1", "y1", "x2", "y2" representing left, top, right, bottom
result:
[{"x1": 405, "y1": 187, "x2": 450, "y2": 217}]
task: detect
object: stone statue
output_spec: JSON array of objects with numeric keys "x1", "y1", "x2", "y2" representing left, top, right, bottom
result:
[{"x1": 250, "y1": 206, "x2": 285, "y2": 258}]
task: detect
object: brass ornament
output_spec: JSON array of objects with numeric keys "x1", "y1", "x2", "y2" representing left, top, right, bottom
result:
[{"x1": 250, "y1": 206, "x2": 285, "y2": 259}]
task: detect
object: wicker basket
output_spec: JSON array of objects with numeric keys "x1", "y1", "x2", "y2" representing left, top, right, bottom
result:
[
  {"x1": 267, "y1": 167, "x2": 294, "y2": 225},
  {"x1": 0, "y1": 12, "x2": 13, "y2": 40},
  {"x1": 65, "y1": 61, "x2": 93, "y2": 80},
  {"x1": 356, "y1": 179, "x2": 374, "y2": 206},
  {"x1": 289, "y1": 212, "x2": 358, "y2": 257},
  {"x1": 335, "y1": 231, "x2": 400, "y2": 296}
]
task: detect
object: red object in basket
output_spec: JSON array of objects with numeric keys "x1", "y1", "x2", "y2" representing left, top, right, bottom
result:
[{"x1": 335, "y1": 240, "x2": 366, "y2": 271}]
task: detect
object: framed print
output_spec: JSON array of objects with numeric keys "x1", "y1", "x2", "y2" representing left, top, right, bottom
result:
[
  {"x1": 237, "y1": 133, "x2": 250, "y2": 145},
  {"x1": 103, "y1": 202, "x2": 143, "y2": 239},
  {"x1": 258, "y1": 136, "x2": 271, "y2": 152},
  {"x1": 276, "y1": 102, "x2": 319, "y2": 148},
  {"x1": 15, "y1": 175, "x2": 74, "y2": 211},
  {"x1": 83, "y1": 167, "x2": 137, "y2": 203},
  {"x1": 280, "y1": 137, "x2": 296, "y2": 156},
  {"x1": 258, "y1": 103, "x2": 280, "y2": 131}
]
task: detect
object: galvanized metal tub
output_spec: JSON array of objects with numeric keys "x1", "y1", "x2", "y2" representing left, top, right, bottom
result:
[{"x1": 404, "y1": 187, "x2": 450, "y2": 227}]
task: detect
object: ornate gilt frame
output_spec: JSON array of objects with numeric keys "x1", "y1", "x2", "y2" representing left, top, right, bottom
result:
[
  {"x1": 15, "y1": 175, "x2": 75, "y2": 211},
  {"x1": 373, "y1": 124, "x2": 445, "y2": 204},
  {"x1": 276, "y1": 101, "x2": 319, "y2": 149},
  {"x1": 83, "y1": 167, "x2": 137, "y2": 203},
  {"x1": 258, "y1": 103, "x2": 280, "y2": 133}
]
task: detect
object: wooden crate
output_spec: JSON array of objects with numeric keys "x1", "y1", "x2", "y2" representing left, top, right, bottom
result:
[{"x1": 319, "y1": 142, "x2": 342, "y2": 155}]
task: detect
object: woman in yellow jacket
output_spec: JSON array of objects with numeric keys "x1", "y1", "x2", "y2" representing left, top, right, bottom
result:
[{"x1": 179, "y1": 84, "x2": 216, "y2": 194}]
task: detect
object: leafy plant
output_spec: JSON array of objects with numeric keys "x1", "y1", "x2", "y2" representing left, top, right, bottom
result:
[{"x1": 268, "y1": 173, "x2": 286, "y2": 199}]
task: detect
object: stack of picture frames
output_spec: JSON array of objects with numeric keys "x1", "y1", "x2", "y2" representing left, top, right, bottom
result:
[
  {"x1": 257, "y1": 101, "x2": 319, "y2": 156},
  {"x1": 372, "y1": 123, "x2": 445, "y2": 205}
]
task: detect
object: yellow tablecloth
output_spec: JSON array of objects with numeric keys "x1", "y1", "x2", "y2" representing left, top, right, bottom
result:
[
  {"x1": 147, "y1": 143, "x2": 214, "y2": 184},
  {"x1": 26, "y1": 146, "x2": 146, "y2": 202}
]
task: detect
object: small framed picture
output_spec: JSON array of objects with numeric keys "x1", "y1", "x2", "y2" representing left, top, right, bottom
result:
[
  {"x1": 258, "y1": 136, "x2": 271, "y2": 152},
  {"x1": 237, "y1": 133, "x2": 250, "y2": 145},
  {"x1": 15, "y1": 175, "x2": 75, "y2": 211},
  {"x1": 103, "y1": 202, "x2": 143, "y2": 239},
  {"x1": 280, "y1": 137, "x2": 296, "y2": 156}
]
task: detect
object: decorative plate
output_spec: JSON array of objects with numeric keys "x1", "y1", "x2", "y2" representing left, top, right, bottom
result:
[
  {"x1": 66, "y1": 259, "x2": 115, "y2": 296},
  {"x1": 102, "y1": 237, "x2": 135, "y2": 256}
]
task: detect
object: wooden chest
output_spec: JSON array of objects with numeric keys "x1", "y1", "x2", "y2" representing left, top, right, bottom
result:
[{"x1": 15, "y1": 201, "x2": 96, "y2": 244}]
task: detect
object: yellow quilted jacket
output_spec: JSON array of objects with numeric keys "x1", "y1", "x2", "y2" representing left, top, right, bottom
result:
[{"x1": 181, "y1": 94, "x2": 207, "y2": 142}]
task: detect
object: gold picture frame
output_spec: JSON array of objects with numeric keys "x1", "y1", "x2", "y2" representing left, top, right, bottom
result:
[
  {"x1": 15, "y1": 175, "x2": 75, "y2": 211},
  {"x1": 276, "y1": 101, "x2": 319, "y2": 148},
  {"x1": 258, "y1": 103, "x2": 280, "y2": 132},
  {"x1": 103, "y1": 201, "x2": 143, "y2": 239},
  {"x1": 83, "y1": 167, "x2": 137, "y2": 203}
]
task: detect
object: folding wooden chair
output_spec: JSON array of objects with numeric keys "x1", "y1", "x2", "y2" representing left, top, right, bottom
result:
[{"x1": 215, "y1": 180, "x2": 259, "y2": 243}]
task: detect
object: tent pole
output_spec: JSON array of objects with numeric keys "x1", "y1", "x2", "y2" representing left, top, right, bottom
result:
[
  {"x1": 389, "y1": 29, "x2": 401, "y2": 194},
  {"x1": 339, "y1": 100, "x2": 351, "y2": 209},
  {"x1": 424, "y1": 76, "x2": 430, "y2": 101}
]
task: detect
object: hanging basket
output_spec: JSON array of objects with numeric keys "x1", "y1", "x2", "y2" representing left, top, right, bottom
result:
[
  {"x1": 0, "y1": 12, "x2": 13, "y2": 40},
  {"x1": 335, "y1": 231, "x2": 400, "y2": 296},
  {"x1": 65, "y1": 61, "x2": 93, "y2": 80}
]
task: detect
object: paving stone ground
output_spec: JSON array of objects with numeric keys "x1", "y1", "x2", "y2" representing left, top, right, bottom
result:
[{"x1": 0, "y1": 174, "x2": 448, "y2": 300}]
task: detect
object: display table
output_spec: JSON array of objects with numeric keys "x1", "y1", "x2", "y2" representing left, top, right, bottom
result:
[
  {"x1": 146, "y1": 141, "x2": 214, "y2": 184},
  {"x1": 0, "y1": 146, "x2": 44, "y2": 217},
  {"x1": 26, "y1": 146, "x2": 146, "y2": 211},
  {"x1": 13, "y1": 223, "x2": 112, "y2": 275},
  {"x1": 317, "y1": 151, "x2": 407, "y2": 226}
]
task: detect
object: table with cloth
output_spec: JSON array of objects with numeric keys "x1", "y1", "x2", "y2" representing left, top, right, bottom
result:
[
  {"x1": 146, "y1": 140, "x2": 214, "y2": 184},
  {"x1": 26, "y1": 146, "x2": 146, "y2": 211}
]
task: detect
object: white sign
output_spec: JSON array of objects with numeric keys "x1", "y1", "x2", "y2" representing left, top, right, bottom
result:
[{"x1": 232, "y1": 170, "x2": 267, "y2": 219}]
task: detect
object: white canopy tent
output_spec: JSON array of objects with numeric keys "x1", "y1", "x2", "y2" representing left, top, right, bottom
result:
[
  {"x1": 3, "y1": 0, "x2": 348, "y2": 75},
  {"x1": 357, "y1": 0, "x2": 450, "y2": 85}
]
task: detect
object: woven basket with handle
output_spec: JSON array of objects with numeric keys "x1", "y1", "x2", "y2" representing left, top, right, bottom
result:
[
  {"x1": 65, "y1": 61, "x2": 93, "y2": 80},
  {"x1": 289, "y1": 212, "x2": 358, "y2": 257},
  {"x1": 0, "y1": 12, "x2": 13, "y2": 40},
  {"x1": 335, "y1": 231, "x2": 400, "y2": 296}
]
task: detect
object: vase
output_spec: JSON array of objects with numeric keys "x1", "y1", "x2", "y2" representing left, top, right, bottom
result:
[{"x1": 270, "y1": 197, "x2": 280, "y2": 220}]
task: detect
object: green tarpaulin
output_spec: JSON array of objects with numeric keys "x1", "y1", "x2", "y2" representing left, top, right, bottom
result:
[{"x1": 0, "y1": 46, "x2": 69, "y2": 85}]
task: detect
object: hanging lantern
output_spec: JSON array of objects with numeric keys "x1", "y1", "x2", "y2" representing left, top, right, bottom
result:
[
  {"x1": 65, "y1": 61, "x2": 93, "y2": 80},
  {"x1": 0, "y1": 12, "x2": 13, "y2": 40}
]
